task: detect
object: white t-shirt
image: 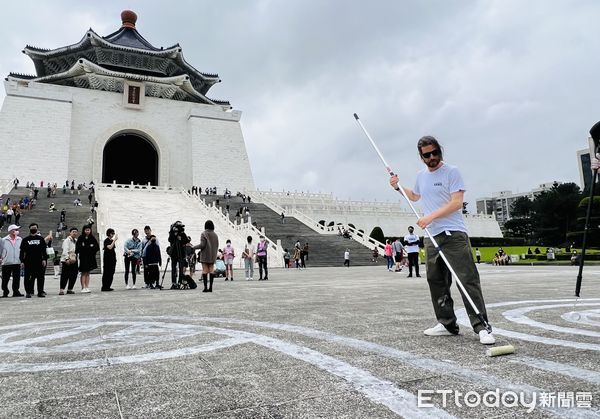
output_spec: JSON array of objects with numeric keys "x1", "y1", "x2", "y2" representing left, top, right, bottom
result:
[
  {"x1": 413, "y1": 163, "x2": 467, "y2": 236},
  {"x1": 344, "y1": 251, "x2": 350, "y2": 260},
  {"x1": 403, "y1": 233, "x2": 420, "y2": 253}
]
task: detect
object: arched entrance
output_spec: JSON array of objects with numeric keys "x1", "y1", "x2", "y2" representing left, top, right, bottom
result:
[{"x1": 102, "y1": 133, "x2": 158, "y2": 185}]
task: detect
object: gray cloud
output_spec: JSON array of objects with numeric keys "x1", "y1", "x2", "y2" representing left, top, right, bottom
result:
[{"x1": 0, "y1": 0, "x2": 596, "y2": 211}]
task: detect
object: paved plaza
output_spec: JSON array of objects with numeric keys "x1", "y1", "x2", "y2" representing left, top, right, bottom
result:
[{"x1": 0, "y1": 264, "x2": 599, "y2": 418}]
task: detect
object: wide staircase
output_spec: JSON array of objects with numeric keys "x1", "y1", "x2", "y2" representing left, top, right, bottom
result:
[
  {"x1": 95, "y1": 185, "x2": 282, "y2": 273},
  {"x1": 1, "y1": 185, "x2": 99, "y2": 273},
  {"x1": 201, "y1": 194, "x2": 375, "y2": 267}
]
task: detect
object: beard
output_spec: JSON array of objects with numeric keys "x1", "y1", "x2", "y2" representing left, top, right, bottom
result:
[{"x1": 426, "y1": 157, "x2": 441, "y2": 168}]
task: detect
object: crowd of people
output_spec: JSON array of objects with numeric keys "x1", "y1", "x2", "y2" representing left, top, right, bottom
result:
[
  {"x1": 0, "y1": 216, "x2": 277, "y2": 297},
  {"x1": 374, "y1": 227, "x2": 422, "y2": 277},
  {"x1": 283, "y1": 240, "x2": 309, "y2": 269}
]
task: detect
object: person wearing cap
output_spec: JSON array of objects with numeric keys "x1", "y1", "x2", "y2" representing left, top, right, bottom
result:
[
  {"x1": 1, "y1": 224, "x2": 24, "y2": 297},
  {"x1": 19, "y1": 223, "x2": 49, "y2": 298}
]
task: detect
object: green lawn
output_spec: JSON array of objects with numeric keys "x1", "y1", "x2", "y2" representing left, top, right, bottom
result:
[{"x1": 471, "y1": 246, "x2": 599, "y2": 264}]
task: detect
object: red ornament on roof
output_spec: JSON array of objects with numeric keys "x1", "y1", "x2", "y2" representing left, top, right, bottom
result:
[{"x1": 121, "y1": 10, "x2": 137, "y2": 29}]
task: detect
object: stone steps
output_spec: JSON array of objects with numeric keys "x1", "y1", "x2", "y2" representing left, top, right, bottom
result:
[
  {"x1": 1, "y1": 186, "x2": 99, "y2": 274},
  {"x1": 201, "y1": 194, "x2": 376, "y2": 266}
]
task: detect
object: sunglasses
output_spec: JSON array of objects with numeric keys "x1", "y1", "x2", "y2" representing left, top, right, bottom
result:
[{"x1": 421, "y1": 149, "x2": 440, "y2": 159}]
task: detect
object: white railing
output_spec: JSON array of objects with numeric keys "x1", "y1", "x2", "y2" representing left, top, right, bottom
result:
[
  {"x1": 252, "y1": 188, "x2": 497, "y2": 222},
  {"x1": 338, "y1": 224, "x2": 386, "y2": 251},
  {"x1": 96, "y1": 184, "x2": 285, "y2": 270},
  {"x1": 253, "y1": 192, "x2": 338, "y2": 235},
  {"x1": 97, "y1": 181, "x2": 178, "y2": 192},
  {"x1": 289, "y1": 209, "x2": 339, "y2": 234},
  {"x1": 0, "y1": 179, "x2": 14, "y2": 196},
  {"x1": 182, "y1": 189, "x2": 284, "y2": 268}
]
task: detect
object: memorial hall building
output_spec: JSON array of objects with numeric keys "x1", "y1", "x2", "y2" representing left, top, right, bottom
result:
[{"x1": 1, "y1": 10, "x2": 255, "y2": 192}]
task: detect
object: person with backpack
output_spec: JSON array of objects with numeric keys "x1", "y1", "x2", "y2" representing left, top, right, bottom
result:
[
  {"x1": 144, "y1": 235, "x2": 162, "y2": 289},
  {"x1": 242, "y1": 236, "x2": 254, "y2": 280},
  {"x1": 256, "y1": 236, "x2": 268, "y2": 280},
  {"x1": 141, "y1": 226, "x2": 159, "y2": 288},
  {"x1": 223, "y1": 239, "x2": 235, "y2": 281}
]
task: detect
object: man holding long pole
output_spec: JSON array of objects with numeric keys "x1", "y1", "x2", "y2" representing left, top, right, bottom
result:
[{"x1": 389, "y1": 136, "x2": 495, "y2": 345}]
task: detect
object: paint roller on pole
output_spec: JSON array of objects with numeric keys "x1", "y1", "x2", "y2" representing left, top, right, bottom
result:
[{"x1": 353, "y1": 113, "x2": 493, "y2": 335}]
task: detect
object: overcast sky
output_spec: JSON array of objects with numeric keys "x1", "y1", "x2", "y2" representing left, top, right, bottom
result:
[{"x1": 1, "y1": 1, "x2": 597, "y2": 211}]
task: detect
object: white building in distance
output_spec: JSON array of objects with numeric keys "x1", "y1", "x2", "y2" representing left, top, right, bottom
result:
[{"x1": 476, "y1": 182, "x2": 562, "y2": 225}]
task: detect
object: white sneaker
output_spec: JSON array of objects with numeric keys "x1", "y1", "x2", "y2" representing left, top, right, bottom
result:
[
  {"x1": 246, "y1": 277, "x2": 250, "y2": 281},
  {"x1": 131, "y1": 284, "x2": 137, "y2": 289},
  {"x1": 479, "y1": 330, "x2": 496, "y2": 345},
  {"x1": 81, "y1": 288, "x2": 90, "y2": 294},
  {"x1": 126, "y1": 284, "x2": 131, "y2": 290},
  {"x1": 424, "y1": 323, "x2": 454, "y2": 336},
  {"x1": 250, "y1": 277, "x2": 254, "y2": 281}
]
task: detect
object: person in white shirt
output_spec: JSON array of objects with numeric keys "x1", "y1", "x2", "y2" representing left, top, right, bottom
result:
[
  {"x1": 59, "y1": 227, "x2": 79, "y2": 295},
  {"x1": 343, "y1": 249, "x2": 350, "y2": 267},
  {"x1": 403, "y1": 226, "x2": 421, "y2": 278},
  {"x1": 389, "y1": 135, "x2": 495, "y2": 345}
]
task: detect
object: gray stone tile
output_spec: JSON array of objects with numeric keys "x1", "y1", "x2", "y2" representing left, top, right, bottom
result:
[{"x1": 0, "y1": 265, "x2": 598, "y2": 417}]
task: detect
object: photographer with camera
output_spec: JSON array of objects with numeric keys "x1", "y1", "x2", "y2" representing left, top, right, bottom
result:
[{"x1": 167, "y1": 221, "x2": 190, "y2": 289}]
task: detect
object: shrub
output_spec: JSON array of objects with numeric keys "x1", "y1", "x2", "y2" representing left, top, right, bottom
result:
[{"x1": 369, "y1": 226, "x2": 385, "y2": 243}]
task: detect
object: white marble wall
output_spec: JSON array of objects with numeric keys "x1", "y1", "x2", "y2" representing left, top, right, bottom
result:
[{"x1": 0, "y1": 80, "x2": 256, "y2": 193}]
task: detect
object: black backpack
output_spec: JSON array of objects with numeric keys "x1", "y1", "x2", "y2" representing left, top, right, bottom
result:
[{"x1": 183, "y1": 274, "x2": 197, "y2": 289}]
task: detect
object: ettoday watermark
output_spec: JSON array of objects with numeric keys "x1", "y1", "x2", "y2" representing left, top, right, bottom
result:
[{"x1": 417, "y1": 389, "x2": 593, "y2": 413}]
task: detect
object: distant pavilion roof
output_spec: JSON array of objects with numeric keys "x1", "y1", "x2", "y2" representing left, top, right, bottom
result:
[{"x1": 8, "y1": 10, "x2": 229, "y2": 107}]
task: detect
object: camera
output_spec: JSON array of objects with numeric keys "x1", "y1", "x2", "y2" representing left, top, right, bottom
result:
[
  {"x1": 168, "y1": 221, "x2": 190, "y2": 261},
  {"x1": 170, "y1": 221, "x2": 185, "y2": 234}
]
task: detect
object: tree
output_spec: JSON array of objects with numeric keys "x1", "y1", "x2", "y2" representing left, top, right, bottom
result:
[
  {"x1": 567, "y1": 196, "x2": 600, "y2": 247},
  {"x1": 369, "y1": 226, "x2": 385, "y2": 243},
  {"x1": 530, "y1": 182, "x2": 581, "y2": 245},
  {"x1": 506, "y1": 196, "x2": 533, "y2": 239},
  {"x1": 503, "y1": 218, "x2": 533, "y2": 238},
  {"x1": 510, "y1": 196, "x2": 533, "y2": 218}
]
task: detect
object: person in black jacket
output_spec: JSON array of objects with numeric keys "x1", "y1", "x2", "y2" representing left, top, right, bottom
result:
[
  {"x1": 144, "y1": 235, "x2": 162, "y2": 289},
  {"x1": 101, "y1": 228, "x2": 118, "y2": 292},
  {"x1": 19, "y1": 223, "x2": 49, "y2": 298},
  {"x1": 76, "y1": 225, "x2": 99, "y2": 293},
  {"x1": 168, "y1": 221, "x2": 190, "y2": 289}
]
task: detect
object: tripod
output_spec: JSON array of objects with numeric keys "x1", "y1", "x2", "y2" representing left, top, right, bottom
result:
[{"x1": 160, "y1": 257, "x2": 170, "y2": 290}]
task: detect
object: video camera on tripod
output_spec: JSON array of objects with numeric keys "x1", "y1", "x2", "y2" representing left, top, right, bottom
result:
[{"x1": 161, "y1": 221, "x2": 195, "y2": 290}]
